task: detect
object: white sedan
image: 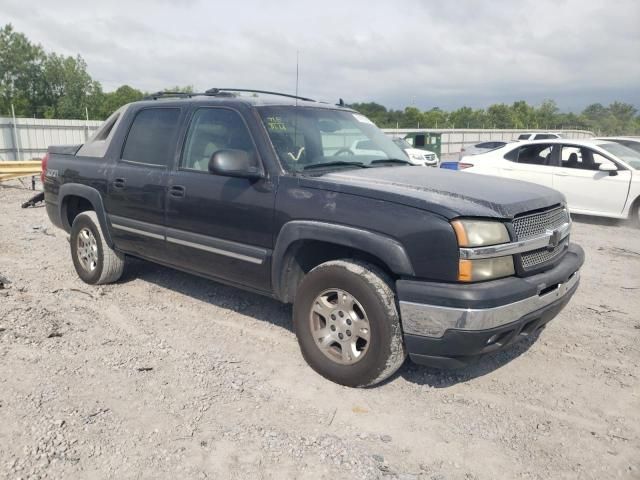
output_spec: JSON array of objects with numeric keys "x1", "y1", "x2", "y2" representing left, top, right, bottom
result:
[
  {"x1": 461, "y1": 139, "x2": 640, "y2": 224},
  {"x1": 349, "y1": 138, "x2": 439, "y2": 167}
]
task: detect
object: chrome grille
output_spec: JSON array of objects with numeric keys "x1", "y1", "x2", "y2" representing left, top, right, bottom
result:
[
  {"x1": 513, "y1": 207, "x2": 569, "y2": 240},
  {"x1": 513, "y1": 207, "x2": 571, "y2": 270},
  {"x1": 423, "y1": 153, "x2": 435, "y2": 161},
  {"x1": 521, "y1": 238, "x2": 569, "y2": 269}
]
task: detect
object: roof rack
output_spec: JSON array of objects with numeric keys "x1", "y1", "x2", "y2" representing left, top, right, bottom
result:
[
  {"x1": 143, "y1": 88, "x2": 318, "y2": 103},
  {"x1": 143, "y1": 91, "x2": 194, "y2": 100},
  {"x1": 205, "y1": 88, "x2": 316, "y2": 102}
]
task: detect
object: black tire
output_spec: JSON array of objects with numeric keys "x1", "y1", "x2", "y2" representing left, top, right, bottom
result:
[
  {"x1": 631, "y1": 200, "x2": 640, "y2": 228},
  {"x1": 293, "y1": 260, "x2": 406, "y2": 387},
  {"x1": 70, "y1": 211, "x2": 125, "y2": 285}
]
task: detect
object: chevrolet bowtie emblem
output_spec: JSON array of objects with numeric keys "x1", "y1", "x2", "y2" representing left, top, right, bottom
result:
[{"x1": 547, "y1": 229, "x2": 561, "y2": 250}]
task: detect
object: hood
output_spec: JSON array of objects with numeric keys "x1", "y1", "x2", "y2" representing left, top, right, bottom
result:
[{"x1": 299, "y1": 166, "x2": 564, "y2": 219}]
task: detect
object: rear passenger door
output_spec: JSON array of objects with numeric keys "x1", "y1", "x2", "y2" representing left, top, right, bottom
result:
[
  {"x1": 501, "y1": 143, "x2": 557, "y2": 187},
  {"x1": 164, "y1": 107, "x2": 275, "y2": 292},
  {"x1": 105, "y1": 107, "x2": 182, "y2": 260}
]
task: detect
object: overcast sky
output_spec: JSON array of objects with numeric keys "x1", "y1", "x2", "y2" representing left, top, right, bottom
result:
[{"x1": 4, "y1": 0, "x2": 639, "y2": 111}]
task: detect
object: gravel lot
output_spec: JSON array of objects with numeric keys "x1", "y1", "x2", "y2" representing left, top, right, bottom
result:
[{"x1": 1, "y1": 180, "x2": 639, "y2": 480}]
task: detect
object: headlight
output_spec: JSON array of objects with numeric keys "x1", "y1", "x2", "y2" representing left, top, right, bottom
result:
[
  {"x1": 458, "y1": 257, "x2": 515, "y2": 282},
  {"x1": 451, "y1": 219, "x2": 510, "y2": 247},
  {"x1": 409, "y1": 153, "x2": 424, "y2": 162},
  {"x1": 451, "y1": 219, "x2": 514, "y2": 282}
]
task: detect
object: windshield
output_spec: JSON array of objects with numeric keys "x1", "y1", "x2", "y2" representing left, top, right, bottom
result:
[
  {"x1": 599, "y1": 142, "x2": 640, "y2": 169},
  {"x1": 257, "y1": 107, "x2": 408, "y2": 171}
]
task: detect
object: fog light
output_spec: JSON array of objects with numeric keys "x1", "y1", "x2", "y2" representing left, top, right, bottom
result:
[{"x1": 486, "y1": 334, "x2": 500, "y2": 345}]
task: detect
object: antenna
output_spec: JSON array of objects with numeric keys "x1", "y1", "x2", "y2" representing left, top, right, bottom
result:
[{"x1": 295, "y1": 50, "x2": 299, "y2": 107}]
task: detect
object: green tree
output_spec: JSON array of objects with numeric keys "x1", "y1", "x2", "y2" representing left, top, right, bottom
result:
[
  {"x1": 0, "y1": 24, "x2": 46, "y2": 116},
  {"x1": 486, "y1": 104, "x2": 512, "y2": 128},
  {"x1": 536, "y1": 100, "x2": 559, "y2": 129},
  {"x1": 99, "y1": 85, "x2": 144, "y2": 118},
  {"x1": 42, "y1": 53, "x2": 97, "y2": 118}
]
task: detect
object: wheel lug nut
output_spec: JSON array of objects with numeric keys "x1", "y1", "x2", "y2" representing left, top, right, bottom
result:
[
  {"x1": 330, "y1": 325, "x2": 336, "y2": 331},
  {"x1": 346, "y1": 330, "x2": 351, "y2": 336},
  {"x1": 346, "y1": 319, "x2": 352, "y2": 325},
  {"x1": 331, "y1": 314, "x2": 336, "y2": 320},
  {"x1": 338, "y1": 311, "x2": 344, "y2": 318},
  {"x1": 338, "y1": 333, "x2": 344, "y2": 339}
]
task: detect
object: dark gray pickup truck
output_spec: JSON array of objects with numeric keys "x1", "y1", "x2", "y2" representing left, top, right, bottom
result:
[{"x1": 42, "y1": 89, "x2": 584, "y2": 387}]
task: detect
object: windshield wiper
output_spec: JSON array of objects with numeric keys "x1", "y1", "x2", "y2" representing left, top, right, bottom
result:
[
  {"x1": 303, "y1": 161, "x2": 368, "y2": 171},
  {"x1": 370, "y1": 158, "x2": 412, "y2": 166}
]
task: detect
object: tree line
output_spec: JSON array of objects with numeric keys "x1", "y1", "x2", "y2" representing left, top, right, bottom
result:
[
  {"x1": 0, "y1": 24, "x2": 190, "y2": 120},
  {"x1": 2, "y1": 23, "x2": 638, "y2": 135},
  {"x1": 350, "y1": 101, "x2": 640, "y2": 135}
]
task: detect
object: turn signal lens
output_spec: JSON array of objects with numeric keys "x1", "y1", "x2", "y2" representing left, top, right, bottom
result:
[
  {"x1": 458, "y1": 256, "x2": 515, "y2": 282},
  {"x1": 451, "y1": 220, "x2": 510, "y2": 247}
]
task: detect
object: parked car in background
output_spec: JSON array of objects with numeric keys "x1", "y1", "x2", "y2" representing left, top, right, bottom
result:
[
  {"x1": 459, "y1": 141, "x2": 509, "y2": 160},
  {"x1": 462, "y1": 139, "x2": 640, "y2": 224},
  {"x1": 392, "y1": 137, "x2": 439, "y2": 167},
  {"x1": 517, "y1": 132, "x2": 564, "y2": 141},
  {"x1": 350, "y1": 138, "x2": 438, "y2": 167},
  {"x1": 596, "y1": 137, "x2": 640, "y2": 155}
]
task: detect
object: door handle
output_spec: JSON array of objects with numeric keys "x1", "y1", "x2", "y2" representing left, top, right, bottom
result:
[
  {"x1": 169, "y1": 185, "x2": 186, "y2": 198},
  {"x1": 112, "y1": 178, "x2": 126, "y2": 189},
  {"x1": 555, "y1": 172, "x2": 569, "y2": 177}
]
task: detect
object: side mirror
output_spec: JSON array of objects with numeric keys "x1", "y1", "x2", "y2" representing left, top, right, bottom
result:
[
  {"x1": 598, "y1": 163, "x2": 618, "y2": 176},
  {"x1": 208, "y1": 149, "x2": 264, "y2": 179}
]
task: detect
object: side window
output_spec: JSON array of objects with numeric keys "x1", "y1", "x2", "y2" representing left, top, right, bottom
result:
[
  {"x1": 560, "y1": 146, "x2": 616, "y2": 171},
  {"x1": 534, "y1": 134, "x2": 556, "y2": 140},
  {"x1": 182, "y1": 108, "x2": 257, "y2": 172},
  {"x1": 504, "y1": 147, "x2": 519, "y2": 161},
  {"x1": 122, "y1": 108, "x2": 181, "y2": 166},
  {"x1": 518, "y1": 134, "x2": 530, "y2": 140},
  {"x1": 414, "y1": 135, "x2": 426, "y2": 147},
  {"x1": 516, "y1": 144, "x2": 554, "y2": 166}
]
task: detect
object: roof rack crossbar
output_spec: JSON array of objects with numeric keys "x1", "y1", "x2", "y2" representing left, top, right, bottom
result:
[
  {"x1": 144, "y1": 91, "x2": 194, "y2": 100},
  {"x1": 205, "y1": 88, "x2": 316, "y2": 102}
]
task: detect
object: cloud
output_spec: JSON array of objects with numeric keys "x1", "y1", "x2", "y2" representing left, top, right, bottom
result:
[{"x1": 4, "y1": 0, "x2": 639, "y2": 111}]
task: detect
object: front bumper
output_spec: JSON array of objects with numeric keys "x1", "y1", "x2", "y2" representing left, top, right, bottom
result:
[{"x1": 397, "y1": 243, "x2": 584, "y2": 368}]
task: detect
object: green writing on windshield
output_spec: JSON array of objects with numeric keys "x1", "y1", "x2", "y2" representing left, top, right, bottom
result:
[{"x1": 266, "y1": 116, "x2": 287, "y2": 131}]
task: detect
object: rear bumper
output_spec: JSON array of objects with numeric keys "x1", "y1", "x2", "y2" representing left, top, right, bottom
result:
[{"x1": 397, "y1": 244, "x2": 584, "y2": 368}]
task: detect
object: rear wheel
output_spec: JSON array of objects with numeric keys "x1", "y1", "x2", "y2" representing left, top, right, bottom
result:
[
  {"x1": 632, "y1": 200, "x2": 640, "y2": 228},
  {"x1": 70, "y1": 211, "x2": 125, "y2": 285},
  {"x1": 293, "y1": 260, "x2": 406, "y2": 387}
]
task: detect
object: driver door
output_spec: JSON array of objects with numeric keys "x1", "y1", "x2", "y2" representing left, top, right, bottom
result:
[{"x1": 164, "y1": 107, "x2": 276, "y2": 292}]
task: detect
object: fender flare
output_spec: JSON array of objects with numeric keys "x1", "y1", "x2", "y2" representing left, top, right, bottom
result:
[
  {"x1": 271, "y1": 220, "x2": 414, "y2": 301},
  {"x1": 58, "y1": 184, "x2": 114, "y2": 247}
]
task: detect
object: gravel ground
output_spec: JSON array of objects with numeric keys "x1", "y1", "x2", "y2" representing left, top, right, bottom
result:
[{"x1": 1, "y1": 181, "x2": 639, "y2": 480}]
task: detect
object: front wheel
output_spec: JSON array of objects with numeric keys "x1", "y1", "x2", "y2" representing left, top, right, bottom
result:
[{"x1": 293, "y1": 260, "x2": 406, "y2": 387}]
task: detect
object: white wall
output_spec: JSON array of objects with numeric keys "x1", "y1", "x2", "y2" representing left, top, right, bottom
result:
[{"x1": 0, "y1": 117, "x2": 103, "y2": 161}]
